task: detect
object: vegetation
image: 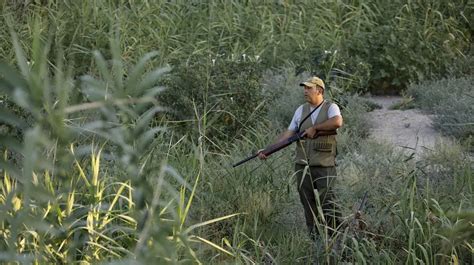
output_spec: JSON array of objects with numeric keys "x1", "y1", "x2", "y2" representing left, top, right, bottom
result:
[
  {"x1": 0, "y1": 0, "x2": 473, "y2": 264},
  {"x1": 407, "y1": 76, "x2": 474, "y2": 144},
  {"x1": 1, "y1": 0, "x2": 472, "y2": 93}
]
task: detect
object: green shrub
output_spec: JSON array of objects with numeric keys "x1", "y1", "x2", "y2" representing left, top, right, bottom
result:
[
  {"x1": 1, "y1": 1, "x2": 473, "y2": 263},
  {"x1": 1, "y1": 1, "x2": 471, "y2": 95},
  {"x1": 0, "y1": 31, "x2": 211, "y2": 263},
  {"x1": 262, "y1": 67, "x2": 307, "y2": 128},
  {"x1": 339, "y1": 0, "x2": 472, "y2": 93},
  {"x1": 418, "y1": 138, "x2": 473, "y2": 197},
  {"x1": 160, "y1": 57, "x2": 266, "y2": 144},
  {"x1": 336, "y1": 136, "x2": 473, "y2": 263},
  {"x1": 337, "y1": 94, "x2": 373, "y2": 139},
  {"x1": 407, "y1": 76, "x2": 474, "y2": 140}
]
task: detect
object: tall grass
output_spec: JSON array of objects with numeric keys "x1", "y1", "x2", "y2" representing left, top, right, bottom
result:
[
  {"x1": 1, "y1": 1, "x2": 473, "y2": 263},
  {"x1": 1, "y1": 0, "x2": 471, "y2": 92},
  {"x1": 2, "y1": 40, "x2": 473, "y2": 262},
  {"x1": 334, "y1": 138, "x2": 473, "y2": 264},
  {"x1": 0, "y1": 26, "x2": 241, "y2": 263}
]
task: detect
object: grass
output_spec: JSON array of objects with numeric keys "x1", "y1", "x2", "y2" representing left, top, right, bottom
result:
[
  {"x1": 334, "y1": 138, "x2": 473, "y2": 264},
  {"x1": 162, "y1": 96, "x2": 473, "y2": 263},
  {"x1": 2, "y1": 39, "x2": 472, "y2": 261},
  {"x1": 0, "y1": 31, "x2": 242, "y2": 263},
  {"x1": 406, "y1": 76, "x2": 474, "y2": 146},
  {"x1": 1, "y1": 0, "x2": 471, "y2": 92},
  {"x1": 0, "y1": 1, "x2": 473, "y2": 263}
]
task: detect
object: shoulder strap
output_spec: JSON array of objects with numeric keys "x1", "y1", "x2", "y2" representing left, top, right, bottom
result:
[
  {"x1": 315, "y1": 100, "x2": 331, "y2": 124},
  {"x1": 297, "y1": 100, "x2": 325, "y2": 133}
]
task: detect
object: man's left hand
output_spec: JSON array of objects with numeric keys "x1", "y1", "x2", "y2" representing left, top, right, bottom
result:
[{"x1": 304, "y1": 127, "x2": 317, "y2": 138}]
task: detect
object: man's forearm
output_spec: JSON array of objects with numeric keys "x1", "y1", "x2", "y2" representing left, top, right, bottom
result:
[{"x1": 314, "y1": 116, "x2": 343, "y2": 131}]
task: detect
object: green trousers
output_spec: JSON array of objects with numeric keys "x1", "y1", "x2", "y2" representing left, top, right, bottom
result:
[{"x1": 295, "y1": 164, "x2": 341, "y2": 237}]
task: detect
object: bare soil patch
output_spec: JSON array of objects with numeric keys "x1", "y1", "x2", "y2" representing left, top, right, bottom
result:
[{"x1": 366, "y1": 96, "x2": 444, "y2": 155}]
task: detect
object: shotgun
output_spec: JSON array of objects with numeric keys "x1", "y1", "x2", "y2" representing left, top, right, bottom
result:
[{"x1": 232, "y1": 130, "x2": 337, "y2": 168}]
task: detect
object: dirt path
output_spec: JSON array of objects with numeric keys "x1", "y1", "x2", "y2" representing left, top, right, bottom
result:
[{"x1": 366, "y1": 96, "x2": 443, "y2": 156}]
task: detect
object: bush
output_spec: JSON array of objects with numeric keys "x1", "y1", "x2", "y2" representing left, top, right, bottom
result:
[
  {"x1": 262, "y1": 67, "x2": 307, "y2": 128},
  {"x1": 339, "y1": 0, "x2": 472, "y2": 93},
  {"x1": 417, "y1": 138, "x2": 473, "y2": 196},
  {"x1": 160, "y1": 57, "x2": 266, "y2": 143},
  {"x1": 336, "y1": 136, "x2": 473, "y2": 263},
  {"x1": 1, "y1": 1, "x2": 471, "y2": 95},
  {"x1": 337, "y1": 95, "x2": 373, "y2": 137},
  {"x1": 407, "y1": 76, "x2": 474, "y2": 140}
]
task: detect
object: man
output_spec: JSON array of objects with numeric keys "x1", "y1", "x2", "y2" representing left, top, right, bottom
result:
[{"x1": 258, "y1": 76, "x2": 343, "y2": 238}]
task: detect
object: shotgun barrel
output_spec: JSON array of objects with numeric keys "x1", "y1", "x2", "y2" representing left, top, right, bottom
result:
[{"x1": 232, "y1": 130, "x2": 337, "y2": 168}]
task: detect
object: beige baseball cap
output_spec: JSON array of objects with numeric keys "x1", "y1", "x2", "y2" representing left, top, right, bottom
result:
[{"x1": 299, "y1": 76, "x2": 325, "y2": 89}]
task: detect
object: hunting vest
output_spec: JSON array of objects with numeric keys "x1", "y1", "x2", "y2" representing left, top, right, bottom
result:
[{"x1": 295, "y1": 100, "x2": 337, "y2": 167}]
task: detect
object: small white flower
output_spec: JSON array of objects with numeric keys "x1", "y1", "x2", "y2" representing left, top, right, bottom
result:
[
  {"x1": 242, "y1": 54, "x2": 247, "y2": 60},
  {"x1": 255, "y1": 55, "x2": 260, "y2": 61},
  {"x1": 212, "y1": 59, "x2": 216, "y2": 65}
]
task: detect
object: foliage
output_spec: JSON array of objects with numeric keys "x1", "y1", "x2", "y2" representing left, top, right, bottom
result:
[
  {"x1": 1, "y1": 0, "x2": 472, "y2": 94},
  {"x1": 335, "y1": 138, "x2": 473, "y2": 264},
  {"x1": 339, "y1": 0, "x2": 473, "y2": 92},
  {"x1": 160, "y1": 57, "x2": 266, "y2": 144},
  {"x1": 0, "y1": 29, "x2": 241, "y2": 263},
  {"x1": 407, "y1": 76, "x2": 474, "y2": 141},
  {"x1": 337, "y1": 94, "x2": 373, "y2": 139},
  {"x1": 262, "y1": 67, "x2": 308, "y2": 128},
  {"x1": 0, "y1": 0, "x2": 473, "y2": 264}
]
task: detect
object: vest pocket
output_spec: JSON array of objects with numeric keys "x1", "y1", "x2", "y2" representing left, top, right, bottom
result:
[
  {"x1": 296, "y1": 139, "x2": 336, "y2": 166},
  {"x1": 310, "y1": 140, "x2": 336, "y2": 167},
  {"x1": 312, "y1": 142, "x2": 333, "y2": 152}
]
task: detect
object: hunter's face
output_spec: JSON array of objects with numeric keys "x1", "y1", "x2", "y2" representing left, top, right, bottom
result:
[{"x1": 304, "y1": 85, "x2": 322, "y2": 104}]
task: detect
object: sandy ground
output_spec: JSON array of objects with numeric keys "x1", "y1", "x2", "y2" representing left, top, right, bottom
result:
[{"x1": 366, "y1": 96, "x2": 443, "y2": 156}]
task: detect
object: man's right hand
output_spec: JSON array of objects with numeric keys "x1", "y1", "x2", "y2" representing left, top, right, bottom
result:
[
  {"x1": 304, "y1": 127, "x2": 317, "y2": 138},
  {"x1": 257, "y1": 149, "x2": 267, "y2": 160}
]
